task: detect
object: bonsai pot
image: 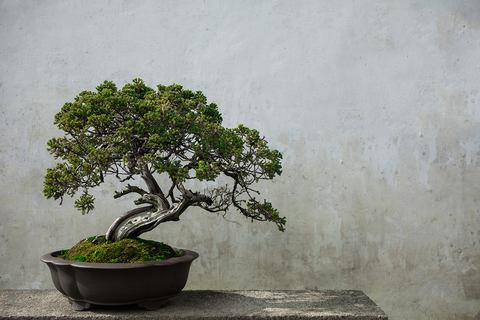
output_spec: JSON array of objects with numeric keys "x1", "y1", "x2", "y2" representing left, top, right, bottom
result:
[{"x1": 40, "y1": 248, "x2": 199, "y2": 311}]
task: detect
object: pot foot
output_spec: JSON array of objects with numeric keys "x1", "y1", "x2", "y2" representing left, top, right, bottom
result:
[
  {"x1": 137, "y1": 298, "x2": 168, "y2": 310},
  {"x1": 68, "y1": 299, "x2": 92, "y2": 311}
]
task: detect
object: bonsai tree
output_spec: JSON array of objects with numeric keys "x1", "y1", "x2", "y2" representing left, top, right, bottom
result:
[{"x1": 44, "y1": 79, "x2": 285, "y2": 243}]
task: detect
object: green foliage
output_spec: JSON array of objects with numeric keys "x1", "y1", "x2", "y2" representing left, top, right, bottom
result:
[
  {"x1": 44, "y1": 79, "x2": 286, "y2": 231},
  {"x1": 246, "y1": 199, "x2": 286, "y2": 232},
  {"x1": 58, "y1": 236, "x2": 182, "y2": 263}
]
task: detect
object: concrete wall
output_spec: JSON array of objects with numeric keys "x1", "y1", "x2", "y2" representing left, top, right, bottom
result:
[{"x1": 1, "y1": 1, "x2": 479, "y2": 319}]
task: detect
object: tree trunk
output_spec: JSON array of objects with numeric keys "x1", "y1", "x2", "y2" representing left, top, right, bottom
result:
[{"x1": 105, "y1": 188, "x2": 212, "y2": 242}]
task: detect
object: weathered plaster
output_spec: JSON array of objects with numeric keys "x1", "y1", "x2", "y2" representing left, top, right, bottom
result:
[{"x1": 1, "y1": 1, "x2": 480, "y2": 319}]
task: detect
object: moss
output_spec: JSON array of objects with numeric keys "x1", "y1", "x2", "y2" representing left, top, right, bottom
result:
[{"x1": 58, "y1": 236, "x2": 183, "y2": 263}]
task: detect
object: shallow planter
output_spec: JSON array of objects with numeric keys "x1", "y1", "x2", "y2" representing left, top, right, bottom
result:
[{"x1": 40, "y1": 248, "x2": 199, "y2": 311}]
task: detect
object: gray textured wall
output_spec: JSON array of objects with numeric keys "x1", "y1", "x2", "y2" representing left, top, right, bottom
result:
[{"x1": 1, "y1": 1, "x2": 480, "y2": 319}]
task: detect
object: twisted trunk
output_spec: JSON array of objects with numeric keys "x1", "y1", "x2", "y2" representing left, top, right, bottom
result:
[{"x1": 105, "y1": 172, "x2": 212, "y2": 242}]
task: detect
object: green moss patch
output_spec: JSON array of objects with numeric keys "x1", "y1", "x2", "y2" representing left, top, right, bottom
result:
[{"x1": 58, "y1": 236, "x2": 183, "y2": 263}]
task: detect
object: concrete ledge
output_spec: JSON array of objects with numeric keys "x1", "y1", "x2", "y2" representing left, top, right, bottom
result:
[{"x1": 0, "y1": 290, "x2": 388, "y2": 319}]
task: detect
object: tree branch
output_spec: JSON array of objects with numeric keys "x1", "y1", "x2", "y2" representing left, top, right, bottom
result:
[
  {"x1": 113, "y1": 184, "x2": 148, "y2": 199},
  {"x1": 141, "y1": 165, "x2": 170, "y2": 209}
]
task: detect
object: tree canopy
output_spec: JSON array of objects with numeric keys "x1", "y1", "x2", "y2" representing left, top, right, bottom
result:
[{"x1": 44, "y1": 79, "x2": 285, "y2": 238}]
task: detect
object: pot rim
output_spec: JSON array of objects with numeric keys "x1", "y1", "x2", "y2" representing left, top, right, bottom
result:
[{"x1": 40, "y1": 248, "x2": 199, "y2": 269}]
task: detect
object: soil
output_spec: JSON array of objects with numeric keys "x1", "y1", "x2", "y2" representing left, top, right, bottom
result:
[{"x1": 58, "y1": 236, "x2": 183, "y2": 263}]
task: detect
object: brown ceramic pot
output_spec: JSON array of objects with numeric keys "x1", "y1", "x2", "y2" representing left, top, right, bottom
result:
[{"x1": 40, "y1": 249, "x2": 199, "y2": 311}]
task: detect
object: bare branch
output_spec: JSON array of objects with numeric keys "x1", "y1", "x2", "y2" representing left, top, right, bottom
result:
[{"x1": 114, "y1": 184, "x2": 148, "y2": 199}]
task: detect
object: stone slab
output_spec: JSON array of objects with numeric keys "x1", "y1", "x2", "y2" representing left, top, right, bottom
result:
[{"x1": 0, "y1": 290, "x2": 388, "y2": 319}]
